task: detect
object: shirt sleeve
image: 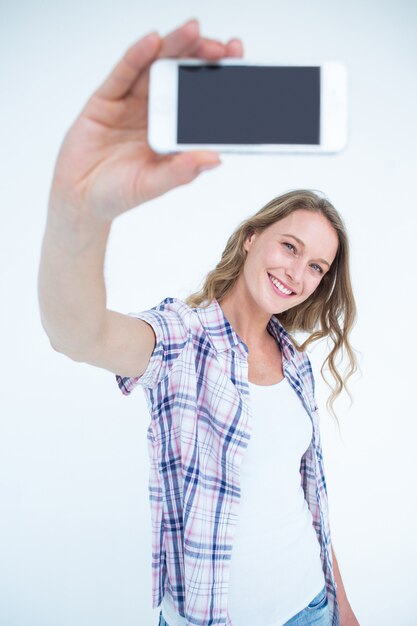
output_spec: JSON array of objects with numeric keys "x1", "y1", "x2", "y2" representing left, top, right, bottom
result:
[{"x1": 115, "y1": 297, "x2": 191, "y2": 394}]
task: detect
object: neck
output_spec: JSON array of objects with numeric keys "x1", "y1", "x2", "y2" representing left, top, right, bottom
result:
[{"x1": 218, "y1": 284, "x2": 273, "y2": 350}]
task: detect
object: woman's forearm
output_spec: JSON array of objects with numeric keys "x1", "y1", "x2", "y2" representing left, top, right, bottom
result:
[
  {"x1": 332, "y1": 546, "x2": 360, "y2": 625},
  {"x1": 38, "y1": 203, "x2": 112, "y2": 359}
]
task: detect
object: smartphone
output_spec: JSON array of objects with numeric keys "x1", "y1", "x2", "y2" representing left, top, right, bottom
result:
[{"x1": 148, "y1": 59, "x2": 348, "y2": 154}]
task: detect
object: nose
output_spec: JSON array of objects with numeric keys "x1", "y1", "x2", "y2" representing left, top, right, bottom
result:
[{"x1": 285, "y1": 257, "x2": 304, "y2": 287}]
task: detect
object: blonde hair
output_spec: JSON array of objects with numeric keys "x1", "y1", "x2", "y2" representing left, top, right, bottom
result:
[{"x1": 185, "y1": 189, "x2": 358, "y2": 430}]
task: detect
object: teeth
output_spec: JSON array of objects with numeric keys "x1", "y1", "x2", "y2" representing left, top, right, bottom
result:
[{"x1": 268, "y1": 274, "x2": 293, "y2": 295}]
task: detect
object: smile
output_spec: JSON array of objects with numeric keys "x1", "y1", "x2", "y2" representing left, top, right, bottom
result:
[{"x1": 267, "y1": 273, "x2": 295, "y2": 297}]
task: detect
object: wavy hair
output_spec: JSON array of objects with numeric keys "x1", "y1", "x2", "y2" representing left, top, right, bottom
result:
[{"x1": 185, "y1": 189, "x2": 358, "y2": 430}]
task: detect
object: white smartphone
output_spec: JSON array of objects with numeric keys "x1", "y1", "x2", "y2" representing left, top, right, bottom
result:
[{"x1": 148, "y1": 59, "x2": 348, "y2": 154}]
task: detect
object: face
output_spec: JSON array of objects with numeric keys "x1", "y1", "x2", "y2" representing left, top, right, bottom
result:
[{"x1": 241, "y1": 209, "x2": 339, "y2": 314}]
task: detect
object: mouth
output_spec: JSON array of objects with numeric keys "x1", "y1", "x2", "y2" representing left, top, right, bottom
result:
[{"x1": 267, "y1": 272, "x2": 297, "y2": 297}]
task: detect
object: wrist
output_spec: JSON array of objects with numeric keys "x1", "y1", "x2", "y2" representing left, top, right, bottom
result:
[{"x1": 45, "y1": 196, "x2": 112, "y2": 257}]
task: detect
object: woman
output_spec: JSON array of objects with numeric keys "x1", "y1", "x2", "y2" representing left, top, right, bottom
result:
[{"x1": 38, "y1": 18, "x2": 360, "y2": 626}]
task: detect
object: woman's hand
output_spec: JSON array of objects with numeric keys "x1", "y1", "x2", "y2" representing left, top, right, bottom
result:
[{"x1": 48, "y1": 19, "x2": 243, "y2": 223}]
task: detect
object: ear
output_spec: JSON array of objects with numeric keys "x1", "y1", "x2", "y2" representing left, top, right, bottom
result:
[{"x1": 244, "y1": 229, "x2": 256, "y2": 253}]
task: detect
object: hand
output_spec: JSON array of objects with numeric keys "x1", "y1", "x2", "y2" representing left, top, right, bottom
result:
[{"x1": 48, "y1": 19, "x2": 243, "y2": 223}]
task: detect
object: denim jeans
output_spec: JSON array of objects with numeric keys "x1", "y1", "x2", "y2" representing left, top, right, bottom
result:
[{"x1": 158, "y1": 584, "x2": 330, "y2": 625}]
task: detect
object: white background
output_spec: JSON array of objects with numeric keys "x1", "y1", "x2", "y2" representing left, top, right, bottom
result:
[{"x1": 1, "y1": 1, "x2": 416, "y2": 625}]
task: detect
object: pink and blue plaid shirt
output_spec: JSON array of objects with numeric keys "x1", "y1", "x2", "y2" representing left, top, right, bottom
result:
[{"x1": 116, "y1": 297, "x2": 340, "y2": 626}]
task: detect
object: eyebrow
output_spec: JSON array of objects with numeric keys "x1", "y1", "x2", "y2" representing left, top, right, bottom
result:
[{"x1": 281, "y1": 233, "x2": 331, "y2": 268}]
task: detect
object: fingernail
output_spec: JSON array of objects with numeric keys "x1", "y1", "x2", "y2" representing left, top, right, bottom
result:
[
  {"x1": 144, "y1": 31, "x2": 159, "y2": 44},
  {"x1": 185, "y1": 18, "x2": 199, "y2": 28},
  {"x1": 198, "y1": 161, "x2": 221, "y2": 173}
]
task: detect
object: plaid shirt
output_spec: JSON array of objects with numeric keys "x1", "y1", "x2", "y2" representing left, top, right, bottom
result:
[{"x1": 116, "y1": 297, "x2": 340, "y2": 626}]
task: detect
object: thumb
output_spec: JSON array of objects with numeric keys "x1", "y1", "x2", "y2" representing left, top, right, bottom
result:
[{"x1": 141, "y1": 151, "x2": 222, "y2": 201}]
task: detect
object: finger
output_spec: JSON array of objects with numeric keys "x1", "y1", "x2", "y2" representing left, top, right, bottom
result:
[
  {"x1": 131, "y1": 21, "x2": 241, "y2": 98},
  {"x1": 157, "y1": 18, "x2": 201, "y2": 58},
  {"x1": 159, "y1": 19, "x2": 242, "y2": 60},
  {"x1": 185, "y1": 36, "x2": 231, "y2": 60},
  {"x1": 184, "y1": 36, "x2": 245, "y2": 60},
  {"x1": 129, "y1": 19, "x2": 203, "y2": 99},
  {"x1": 94, "y1": 32, "x2": 162, "y2": 100},
  {"x1": 140, "y1": 151, "x2": 221, "y2": 201},
  {"x1": 226, "y1": 38, "x2": 244, "y2": 57}
]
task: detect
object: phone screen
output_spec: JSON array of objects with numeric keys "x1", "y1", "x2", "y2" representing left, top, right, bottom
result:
[{"x1": 177, "y1": 65, "x2": 320, "y2": 145}]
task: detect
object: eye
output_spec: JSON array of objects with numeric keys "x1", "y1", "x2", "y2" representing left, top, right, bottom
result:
[
  {"x1": 283, "y1": 242, "x2": 296, "y2": 252},
  {"x1": 311, "y1": 263, "x2": 324, "y2": 274}
]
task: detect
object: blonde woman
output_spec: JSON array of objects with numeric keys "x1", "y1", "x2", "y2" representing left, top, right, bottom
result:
[{"x1": 38, "y1": 19, "x2": 360, "y2": 626}]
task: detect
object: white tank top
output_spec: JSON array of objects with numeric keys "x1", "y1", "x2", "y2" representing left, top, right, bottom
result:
[{"x1": 161, "y1": 376, "x2": 325, "y2": 626}]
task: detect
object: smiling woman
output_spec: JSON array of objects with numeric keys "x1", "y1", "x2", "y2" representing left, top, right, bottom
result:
[
  {"x1": 38, "y1": 17, "x2": 359, "y2": 626},
  {"x1": 185, "y1": 189, "x2": 357, "y2": 425}
]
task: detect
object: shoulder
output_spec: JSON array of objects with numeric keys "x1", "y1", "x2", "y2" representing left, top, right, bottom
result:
[
  {"x1": 123, "y1": 297, "x2": 195, "y2": 355},
  {"x1": 148, "y1": 296, "x2": 192, "y2": 316},
  {"x1": 144, "y1": 296, "x2": 194, "y2": 330}
]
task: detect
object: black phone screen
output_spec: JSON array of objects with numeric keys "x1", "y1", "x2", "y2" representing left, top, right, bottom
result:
[{"x1": 177, "y1": 65, "x2": 320, "y2": 145}]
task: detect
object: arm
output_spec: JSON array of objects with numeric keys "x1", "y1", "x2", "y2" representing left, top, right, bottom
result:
[
  {"x1": 38, "y1": 20, "x2": 243, "y2": 363},
  {"x1": 38, "y1": 208, "x2": 111, "y2": 358},
  {"x1": 332, "y1": 546, "x2": 360, "y2": 626}
]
